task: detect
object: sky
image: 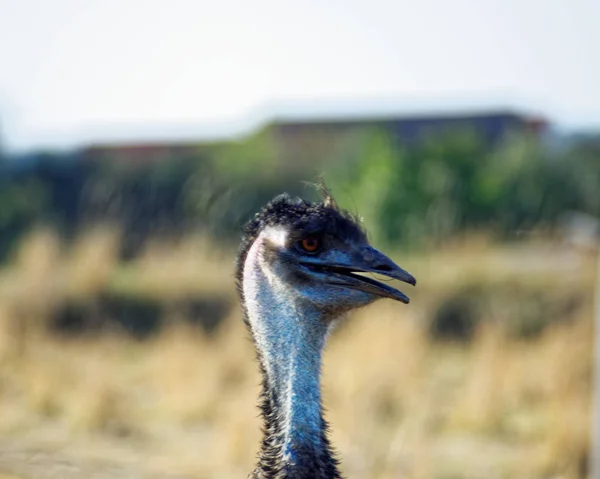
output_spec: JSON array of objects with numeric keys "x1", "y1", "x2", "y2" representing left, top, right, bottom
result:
[{"x1": 0, "y1": 0, "x2": 599, "y2": 152}]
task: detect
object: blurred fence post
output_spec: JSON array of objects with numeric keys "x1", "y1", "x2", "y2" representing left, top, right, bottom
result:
[{"x1": 593, "y1": 242, "x2": 600, "y2": 479}]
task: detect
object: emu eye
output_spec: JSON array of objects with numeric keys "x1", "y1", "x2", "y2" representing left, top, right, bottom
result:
[{"x1": 299, "y1": 236, "x2": 321, "y2": 253}]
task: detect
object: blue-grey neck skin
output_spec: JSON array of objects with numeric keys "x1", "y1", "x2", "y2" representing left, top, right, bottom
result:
[
  {"x1": 253, "y1": 282, "x2": 327, "y2": 459},
  {"x1": 243, "y1": 228, "x2": 340, "y2": 478}
]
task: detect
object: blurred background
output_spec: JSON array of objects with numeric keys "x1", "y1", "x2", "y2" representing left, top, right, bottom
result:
[{"x1": 0, "y1": 1, "x2": 599, "y2": 478}]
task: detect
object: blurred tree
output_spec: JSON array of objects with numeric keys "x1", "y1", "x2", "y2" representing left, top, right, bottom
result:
[
  {"x1": 567, "y1": 135, "x2": 600, "y2": 217},
  {"x1": 0, "y1": 123, "x2": 598, "y2": 263},
  {"x1": 210, "y1": 127, "x2": 280, "y2": 180},
  {"x1": 0, "y1": 173, "x2": 50, "y2": 261},
  {"x1": 326, "y1": 128, "x2": 397, "y2": 244},
  {"x1": 326, "y1": 127, "x2": 600, "y2": 248}
]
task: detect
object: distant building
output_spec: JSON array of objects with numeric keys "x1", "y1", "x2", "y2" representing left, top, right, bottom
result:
[
  {"x1": 78, "y1": 109, "x2": 549, "y2": 169},
  {"x1": 81, "y1": 143, "x2": 203, "y2": 165},
  {"x1": 267, "y1": 109, "x2": 548, "y2": 170},
  {"x1": 272, "y1": 110, "x2": 547, "y2": 147}
]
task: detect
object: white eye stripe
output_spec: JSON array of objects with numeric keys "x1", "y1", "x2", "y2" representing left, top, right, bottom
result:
[{"x1": 262, "y1": 226, "x2": 288, "y2": 248}]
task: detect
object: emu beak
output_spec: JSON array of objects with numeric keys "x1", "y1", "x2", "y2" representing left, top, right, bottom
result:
[{"x1": 303, "y1": 246, "x2": 417, "y2": 304}]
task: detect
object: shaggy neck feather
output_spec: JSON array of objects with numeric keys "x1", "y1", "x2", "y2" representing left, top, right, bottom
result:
[{"x1": 243, "y1": 232, "x2": 335, "y2": 475}]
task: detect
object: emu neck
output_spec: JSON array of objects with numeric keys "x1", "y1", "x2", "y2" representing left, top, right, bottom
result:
[
  {"x1": 243, "y1": 238, "x2": 335, "y2": 475},
  {"x1": 258, "y1": 294, "x2": 327, "y2": 458}
]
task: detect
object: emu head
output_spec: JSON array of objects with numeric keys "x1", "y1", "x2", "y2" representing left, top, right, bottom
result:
[{"x1": 236, "y1": 193, "x2": 416, "y2": 320}]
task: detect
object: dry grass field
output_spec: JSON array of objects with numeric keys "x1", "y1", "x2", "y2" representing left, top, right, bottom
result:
[{"x1": 0, "y1": 228, "x2": 594, "y2": 479}]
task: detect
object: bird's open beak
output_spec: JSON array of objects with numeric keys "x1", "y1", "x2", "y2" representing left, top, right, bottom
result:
[{"x1": 302, "y1": 246, "x2": 416, "y2": 304}]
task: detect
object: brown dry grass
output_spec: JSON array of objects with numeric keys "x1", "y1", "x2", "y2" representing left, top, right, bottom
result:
[{"x1": 0, "y1": 229, "x2": 594, "y2": 479}]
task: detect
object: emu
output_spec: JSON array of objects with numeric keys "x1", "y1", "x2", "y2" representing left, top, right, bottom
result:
[{"x1": 236, "y1": 192, "x2": 416, "y2": 479}]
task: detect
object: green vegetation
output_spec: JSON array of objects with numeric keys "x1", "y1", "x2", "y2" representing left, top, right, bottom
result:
[
  {"x1": 1, "y1": 126, "x2": 599, "y2": 261},
  {"x1": 329, "y1": 128, "x2": 600, "y2": 246}
]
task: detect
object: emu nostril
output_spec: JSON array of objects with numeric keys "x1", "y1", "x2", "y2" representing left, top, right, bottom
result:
[{"x1": 374, "y1": 263, "x2": 393, "y2": 272}]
